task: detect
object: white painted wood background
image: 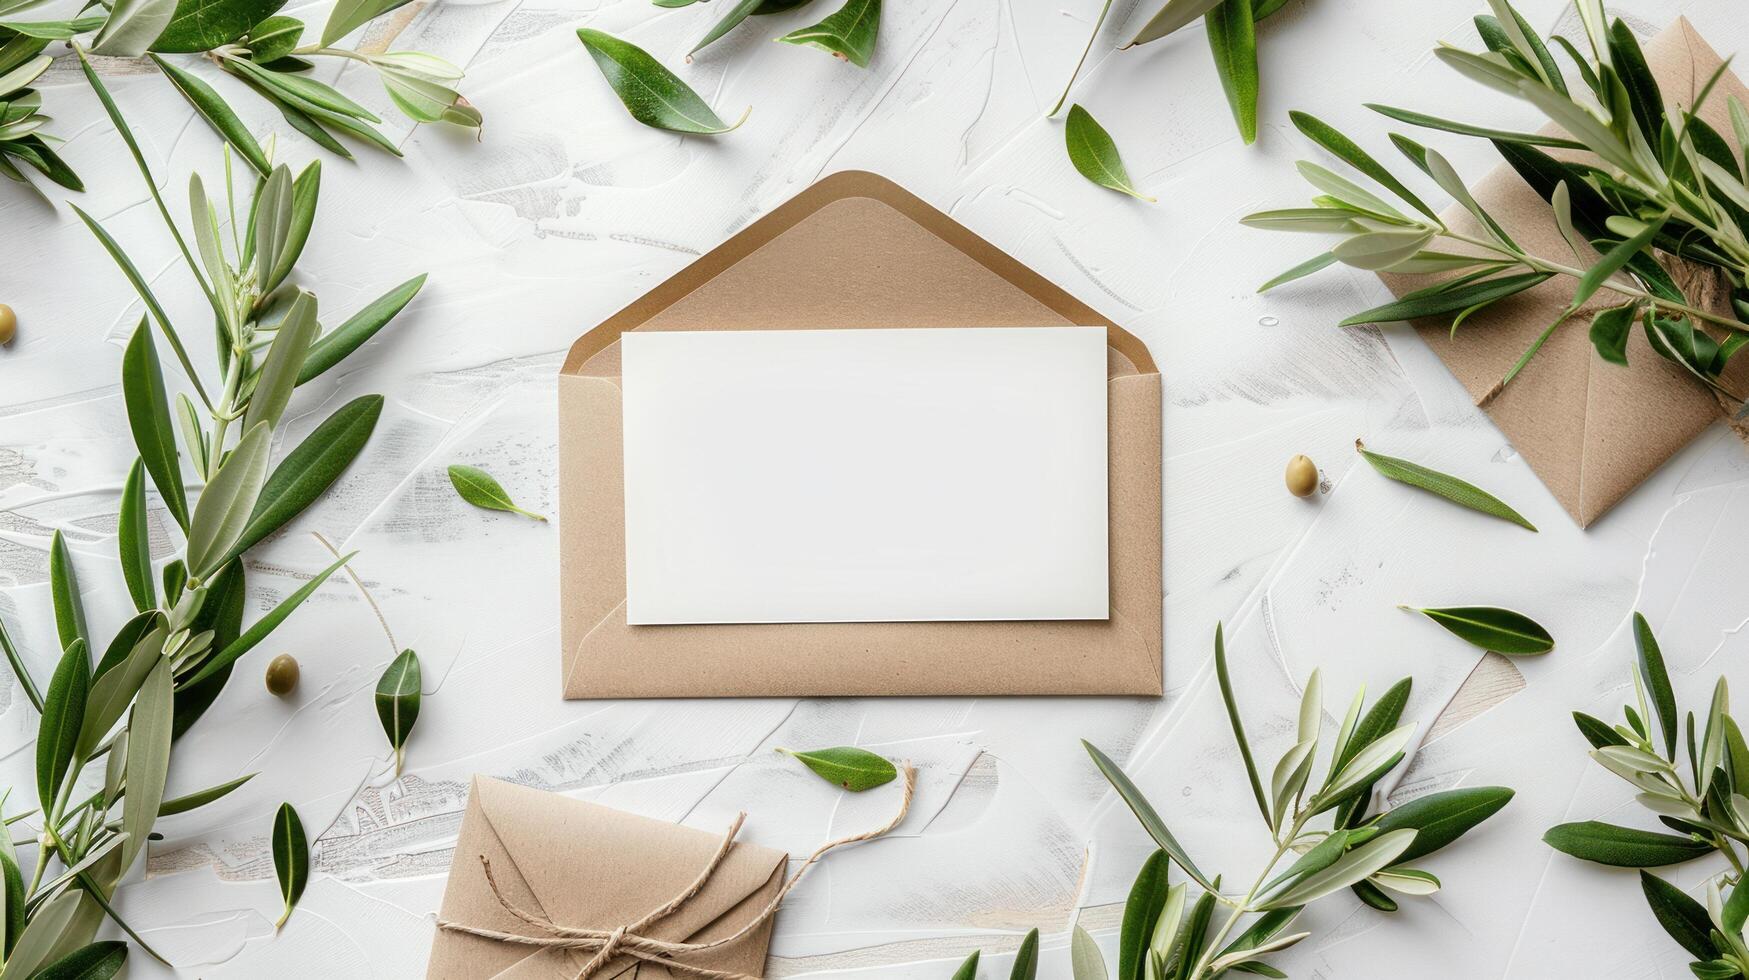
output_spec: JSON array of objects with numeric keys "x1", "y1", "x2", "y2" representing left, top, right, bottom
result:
[{"x1": 3, "y1": 0, "x2": 1748, "y2": 975}]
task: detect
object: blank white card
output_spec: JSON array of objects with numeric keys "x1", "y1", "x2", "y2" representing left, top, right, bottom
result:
[{"x1": 620, "y1": 327, "x2": 1110, "y2": 625}]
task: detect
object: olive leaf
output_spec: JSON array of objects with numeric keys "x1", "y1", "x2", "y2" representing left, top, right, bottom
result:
[
  {"x1": 1070, "y1": 924, "x2": 1108, "y2": 980},
  {"x1": 1050, "y1": 0, "x2": 1115, "y2": 116},
  {"x1": 150, "y1": 55, "x2": 271, "y2": 176},
  {"x1": 375, "y1": 649, "x2": 421, "y2": 776},
  {"x1": 1009, "y1": 927, "x2": 1039, "y2": 980},
  {"x1": 240, "y1": 289, "x2": 318, "y2": 433},
  {"x1": 321, "y1": 0, "x2": 412, "y2": 46},
  {"x1": 1402, "y1": 604, "x2": 1554, "y2": 656},
  {"x1": 297, "y1": 275, "x2": 426, "y2": 385},
  {"x1": 48, "y1": 529, "x2": 87, "y2": 654},
  {"x1": 4, "y1": 890, "x2": 84, "y2": 980},
  {"x1": 180, "y1": 550, "x2": 356, "y2": 687},
  {"x1": 777, "y1": 0, "x2": 880, "y2": 68},
  {"x1": 690, "y1": 0, "x2": 763, "y2": 57},
  {"x1": 30, "y1": 941, "x2": 127, "y2": 980},
  {"x1": 152, "y1": 0, "x2": 286, "y2": 52},
  {"x1": 1064, "y1": 104, "x2": 1153, "y2": 202},
  {"x1": 1214, "y1": 622, "x2": 1269, "y2": 826},
  {"x1": 272, "y1": 802, "x2": 309, "y2": 929},
  {"x1": 1370, "y1": 786, "x2": 1513, "y2": 863},
  {"x1": 1205, "y1": 0, "x2": 1257, "y2": 144},
  {"x1": 37, "y1": 637, "x2": 89, "y2": 814},
  {"x1": 1260, "y1": 830, "x2": 1416, "y2": 908},
  {"x1": 1355, "y1": 440, "x2": 1537, "y2": 531},
  {"x1": 447, "y1": 464, "x2": 547, "y2": 521},
  {"x1": 577, "y1": 29, "x2": 749, "y2": 135},
  {"x1": 949, "y1": 950, "x2": 980, "y2": 980},
  {"x1": 1118, "y1": 849, "x2": 1169, "y2": 980},
  {"x1": 119, "y1": 319, "x2": 191, "y2": 531},
  {"x1": 1640, "y1": 870, "x2": 1718, "y2": 961},
  {"x1": 122, "y1": 661, "x2": 173, "y2": 871},
  {"x1": 118, "y1": 459, "x2": 156, "y2": 613},
  {"x1": 777, "y1": 746, "x2": 896, "y2": 791},
  {"x1": 1083, "y1": 740, "x2": 1213, "y2": 890},
  {"x1": 1635, "y1": 612, "x2": 1678, "y2": 760},
  {"x1": 92, "y1": 0, "x2": 176, "y2": 58},
  {"x1": 230, "y1": 394, "x2": 384, "y2": 560},
  {"x1": 184, "y1": 421, "x2": 273, "y2": 578},
  {"x1": 1544, "y1": 820, "x2": 1713, "y2": 867},
  {"x1": 160, "y1": 772, "x2": 256, "y2": 816},
  {"x1": 247, "y1": 15, "x2": 304, "y2": 63}
]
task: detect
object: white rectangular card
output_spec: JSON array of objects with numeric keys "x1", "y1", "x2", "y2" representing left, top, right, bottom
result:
[{"x1": 619, "y1": 327, "x2": 1109, "y2": 625}]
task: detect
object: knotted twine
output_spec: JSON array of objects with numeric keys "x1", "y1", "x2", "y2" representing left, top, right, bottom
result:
[{"x1": 436, "y1": 765, "x2": 916, "y2": 980}]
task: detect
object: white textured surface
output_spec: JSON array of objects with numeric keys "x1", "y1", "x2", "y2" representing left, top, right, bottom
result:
[{"x1": 2, "y1": 0, "x2": 1748, "y2": 976}]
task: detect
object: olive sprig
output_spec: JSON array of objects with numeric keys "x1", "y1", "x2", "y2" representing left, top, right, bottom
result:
[
  {"x1": 0, "y1": 63, "x2": 424, "y2": 970},
  {"x1": 1081, "y1": 624, "x2": 1513, "y2": 980}
]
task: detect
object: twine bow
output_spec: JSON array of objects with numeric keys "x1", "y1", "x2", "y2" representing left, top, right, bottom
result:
[{"x1": 437, "y1": 765, "x2": 916, "y2": 980}]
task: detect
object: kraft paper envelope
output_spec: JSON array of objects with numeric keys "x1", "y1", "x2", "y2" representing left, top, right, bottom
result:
[
  {"x1": 427, "y1": 776, "x2": 787, "y2": 978},
  {"x1": 558, "y1": 171, "x2": 1163, "y2": 698},
  {"x1": 1379, "y1": 19, "x2": 1749, "y2": 528}
]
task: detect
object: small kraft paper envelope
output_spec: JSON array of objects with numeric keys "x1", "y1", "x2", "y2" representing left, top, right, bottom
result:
[
  {"x1": 427, "y1": 776, "x2": 787, "y2": 979},
  {"x1": 1379, "y1": 19, "x2": 1749, "y2": 528},
  {"x1": 558, "y1": 171, "x2": 1163, "y2": 698}
]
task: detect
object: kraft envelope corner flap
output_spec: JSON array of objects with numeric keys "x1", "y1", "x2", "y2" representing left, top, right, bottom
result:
[
  {"x1": 556, "y1": 170, "x2": 1163, "y2": 696},
  {"x1": 1378, "y1": 18, "x2": 1745, "y2": 528},
  {"x1": 429, "y1": 777, "x2": 787, "y2": 979}
]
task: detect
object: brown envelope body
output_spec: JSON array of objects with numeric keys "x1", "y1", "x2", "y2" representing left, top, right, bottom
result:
[
  {"x1": 558, "y1": 171, "x2": 1163, "y2": 698},
  {"x1": 1379, "y1": 20, "x2": 1748, "y2": 527},
  {"x1": 427, "y1": 777, "x2": 787, "y2": 979}
]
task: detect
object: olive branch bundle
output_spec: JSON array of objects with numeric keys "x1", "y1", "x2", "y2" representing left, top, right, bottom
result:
[
  {"x1": 1, "y1": 0, "x2": 480, "y2": 193},
  {"x1": 1245, "y1": 0, "x2": 1749, "y2": 402},
  {"x1": 0, "y1": 64, "x2": 423, "y2": 974},
  {"x1": 1077, "y1": 625, "x2": 1512, "y2": 980},
  {"x1": 1546, "y1": 613, "x2": 1749, "y2": 978}
]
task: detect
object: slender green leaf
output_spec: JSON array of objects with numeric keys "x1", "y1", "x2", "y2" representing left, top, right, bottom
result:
[
  {"x1": 447, "y1": 463, "x2": 546, "y2": 521},
  {"x1": 1257, "y1": 252, "x2": 1337, "y2": 292},
  {"x1": 159, "y1": 772, "x2": 255, "y2": 816},
  {"x1": 1372, "y1": 786, "x2": 1512, "y2": 862},
  {"x1": 93, "y1": 0, "x2": 176, "y2": 56},
  {"x1": 150, "y1": 55, "x2": 270, "y2": 175},
  {"x1": 5, "y1": 890, "x2": 83, "y2": 980},
  {"x1": 117, "y1": 459, "x2": 156, "y2": 612},
  {"x1": 1262, "y1": 830, "x2": 1416, "y2": 908},
  {"x1": 152, "y1": 0, "x2": 287, "y2": 52},
  {"x1": 48, "y1": 530, "x2": 87, "y2": 654},
  {"x1": 1084, "y1": 741, "x2": 1213, "y2": 889},
  {"x1": 180, "y1": 551, "x2": 354, "y2": 687},
  {"x1": 172, "y1": 562, "x2": 242, "y2": 739},
  {"x1": 577, "y1": 29, "x2": 747, "y2": 134},
  {"x1": 1009, "y1": 927, "x2": 1038, "y2": 980},
  {"x1": 1404, "y1": 604, "x2": 1553, "y2": 655},
  {"x1": 320, "y1": 0, "x2": 410, "y2": 45},
  {"x1": 375, "y1": 649, "x2": 421, "y2": 776},
  {"x1": 1544, "y1": 820, "x2": 1712, "y2": 866},
  {"x1": 37, "y1": 638, "x2": 89, "y2": 814},
  {"x1": 777, "y1": 0, "x2": 879, "y2": 67},
  {"x1": 1331, "y1": 228, "x2": 1433, "y2": 271},
  {"x1": 247, "y1": 15, "x2": 303, "y2": 63},
  {"x1": 1333, "y1": 677, "x2": 1410, "y2": 827},
  {"x1": 0, "y1": 823, "x2": 24, "y2": 954},
  {"x1": 1290, "y1": 111, "x2": 1435, "y2": 220},
  {"x1": 77, "y1": 620, "x2": 165, "y2": 757},
  {"x1": 297, "y1": 276, "x2": 423, "y2": 384},
  {"x1": 0, "y1": 616, "x2": 43, "y2": 714},
  {"x1": 777, "y1": 745, "x2": 896, "y2": 791},
  {"x1": 271, "y1": 801, "x2": 308, "y2": 929},
  {"x1": 1214, "y1": 622, "x2": 1269, "y2": 826},
  {"x1": 1205, "y1": 0, "x2": 1257, "y2": 144},
  {"x1": 1640, "y1": 870, "x2": 1719, "y2": 961},
  {"x1": 30, "y1": 940, "x2": 127, "y2": 980},
  {"x1": 251, "y1": 165, "x2": 294, "y2": 292},
  {"x1": 1355, "y1": 440, "x2": 1537, "y2": 530},
  {"x1": 119, "y1": 319, "x2": 192, "y2": 532},
  {"x1": 231, "y1": 395, "x2": 382, "y2": 559},
  {"x1": 1339, "y1": 271, "x2": 1552, "y2": 328},
  {"x1": 1070, "y1": 924, "x2": 1107, "y2": 980},
  {"x1": 242, "y1": 290, "x2": 318, "y2": 433},
  {"x1": 185, "y1": 421, "x2": 273, "y2": 578},
  {"x1": 691, "y1": 0, "x2": 765, "y2": 56},
  {"x1": 121, "y1": 661, "x2": 172, "y2": 870},
  {"x1": 1064, "y1": 104, "x2": 1152, "y2": 201},
  {"x1": 1632, "y1": 612, "x2": 1678, "y2": 760},
  {"x1": 1128, "y1": 0, "x2": 1224, "y2": 46},
  {"x1": 950, "y1": 950, "x2": 980, "y2": 980},
  {"x1": 1118, "y1": 850, "x2": 1169, "y2": 980}
]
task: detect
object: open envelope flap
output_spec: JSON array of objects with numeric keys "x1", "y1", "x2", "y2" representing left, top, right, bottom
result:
[
  {"x1": 1377, "y1": 19, "x2": 1748, "y2": 527},
  {"x1": 430, "y1": 777, "x2": 787, "y2": 979},
  {"x1": 557, "y1": 171, "x2": 1163, "y2": 698}
]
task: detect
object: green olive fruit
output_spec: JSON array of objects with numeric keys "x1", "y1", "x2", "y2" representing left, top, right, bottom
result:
[{"x1": 265, "y1": 653, "x2": 300, "y2": 696}]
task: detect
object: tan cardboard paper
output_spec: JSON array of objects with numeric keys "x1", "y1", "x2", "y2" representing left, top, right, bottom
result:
[
  {"x1": 1378, "y1": 19, "x2": 1749, "y2": 528},
  {"x1": 427, "y1": 776, "x2": 787, "y2": 979},
  {"x1": 558, "y1": 171, "x2": 1163, "y2": 698}
]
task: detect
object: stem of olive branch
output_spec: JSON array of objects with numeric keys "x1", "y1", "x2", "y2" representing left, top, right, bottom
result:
[
  {"x1": 1442, "y1": 229, "x2": 1749, "y2": 334},
  {"x1": 1185, "y1": 809, "x2": 1311, "y2": 980}
]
